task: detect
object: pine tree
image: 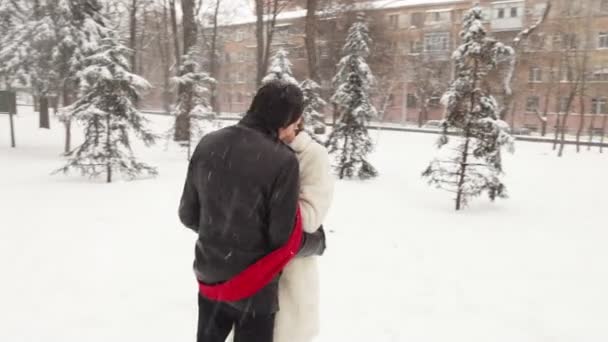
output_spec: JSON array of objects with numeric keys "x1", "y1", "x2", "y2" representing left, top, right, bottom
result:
[
  {"x1": 0, "y1": 0, "x2": 106, "y2": 152},
  {"x1": 56, "y1": 29, "x2": 157, "y2": 182},
  {"x1": 171, "y1": 50, "x2": 217, "y2": 159},
  {"x1": 326, "y1": 13, "x2": 377, "y2": 180},
  {"x1": 262, "y1": 48, "x2": 298, "y2": 85},
  {"x1": 300, "y1": 79, "x2": 327, "y2": 135},
  {"x1": 422, "y1": 5, "x2": 515, "y2": 211}
]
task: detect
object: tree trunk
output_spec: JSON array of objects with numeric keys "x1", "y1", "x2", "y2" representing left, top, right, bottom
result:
[
  {"x1": 33, "y1": 95, "x2": 39, "y2": 112},
  {"x1": 62, "y1": 88, "x2": 72, "y2": 154},
  {"x1": 262, "y1": 5, "x2": 279, "y2": 84},
  {"x1": 418, "y1": 99, "x2": 428, "y2": 128},
  {"x1": 338, "y1": 134, "x2": 349, "y2": 179},
  {"x1": 255, "y1": 0, "x2": 265, "y2": 86},
  {"x1": 154, "y1": 1, "x2": 172, "y2": 112},
  {"x1": 587, "y1": 111, "x2": 597, "y2": 151},
  {"x1": 540, "y1": 72, "x2": 554, "y2": 137},
  {"x1": 456, "y1": 59, "x2": 479, "y2": 210},
  {"x1": 552, "y1": 112, "x2": 561, "y2": 150},
  {"x1": 575, "y1": 104, "x2": 585, "y2": 152},
  {"x1": 106, "y1": 114, "x2": 112, "y2": 183},
  {"x1": 558, "y1": 93, "x2": 577, "y2": 157},
  {"x1": 209, "y1": 0, "x2": 222, "y2": 112},
  {"x1": 575, "y1": 59, "x2": 589, "y2": 152},
  {"x1": 169, "y1": 0, "x2": 181, "y2": 69},
  {"x1": 9, "y1": 105, "x2": 16, "y2": 148},
  {"x1": 455, "y1": 130, "x2": 471, "y2": 211},
  {"x1": 129, "y1": 0, "x2": 138, "y2": 74},
  {"x1": 39, "y1": 96, "x2": 50, "y2": 129},
  {"x1": 174, "y1": 0, "x2": 197, "y2": 142},
  {"x1": 599, "y1": 114, "x2": 607, "y2": 153},
  {"x1": 305, "y1": 0, "x2": 319, "y2": 81}
]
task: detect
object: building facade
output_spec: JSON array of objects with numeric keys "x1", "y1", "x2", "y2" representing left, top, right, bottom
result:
[{"x1": 142, "y1": 0, "x2": 608, "y2": 135}]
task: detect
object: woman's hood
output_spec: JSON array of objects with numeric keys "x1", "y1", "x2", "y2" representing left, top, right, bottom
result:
[{"x1": 289, "y1": 131, "x2": 313, "y2": 153}]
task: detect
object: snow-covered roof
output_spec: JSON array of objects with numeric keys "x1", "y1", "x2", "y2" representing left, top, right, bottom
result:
[
  {"x1": 490, "y1": 0, "x2": 524, "y2": 4},
  {"x1": 426, "y1": 8, "x2": 454, "y2": 13},
  {"x1": 214, "y1": 0, "x2": 466, "y2": 28},
  {"x1": 370, "y1": 0, "x2": 465, "y2": 10}
]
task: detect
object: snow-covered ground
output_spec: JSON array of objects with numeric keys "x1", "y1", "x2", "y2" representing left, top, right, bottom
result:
[{"x1": 1, "y1": 108, "x2": 608, "y2": 342}]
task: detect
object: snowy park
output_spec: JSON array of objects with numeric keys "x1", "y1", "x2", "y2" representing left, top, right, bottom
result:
[
  {"x1": 2, "y1": 0, "x2": 608, "y2": 341},
  {"x1": 2, "y1": 109, "x2": 608, "y2": 342}
]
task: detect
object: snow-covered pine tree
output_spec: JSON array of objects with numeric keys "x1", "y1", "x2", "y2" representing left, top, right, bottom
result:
[
  {"x1": 171, "y1": 50, "x2": 217, "y2": 159},
  {"x1": 262, "y1": 48, "x2": 298, "y2": 85},
  {"x1": 422, "y1": 5, "x2": 515, "y2": 211},
  {"x1": 326, "y1": 13, "x2": 377, "y2": 180},
  {"x1": 300, "y1": 79, "x2": 327, "y2": 135},
  {"x1": 56, "y1": 29, "x2": 157, "y2": 182}
]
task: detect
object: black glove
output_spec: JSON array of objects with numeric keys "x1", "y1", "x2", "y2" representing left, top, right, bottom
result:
[{"x1": 297, "y1": 225, "x2": 326, "y2": 257}]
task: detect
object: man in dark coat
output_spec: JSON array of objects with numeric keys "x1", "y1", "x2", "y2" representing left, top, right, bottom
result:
[{"x1": 179, "y1": 80, "x2": 326, "y2": 342}]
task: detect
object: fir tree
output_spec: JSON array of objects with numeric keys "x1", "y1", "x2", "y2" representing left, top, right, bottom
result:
[
  {"x1": 56, "y1": 33, "x2": 157, "y2": 183},
  {"x1": 326, "y1": 13, "x2": 377, "y2": 180},
  {"x1": 422, "y1": 5, "x2": 515, "y2": 210},
  {"x1": 300, "y1": 79, "x2": 327, "y2": 135},
  {"x1": 262, "y1": 48, "x2": 298, "y2": 85},
  {"x1": 171, "y1": 50, "x2": 217, "y2": 159}
]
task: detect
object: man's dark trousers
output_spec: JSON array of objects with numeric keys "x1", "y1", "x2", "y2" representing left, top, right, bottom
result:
[{"x1": 197, "y1": 294, "x2": 276, "y2": 342}]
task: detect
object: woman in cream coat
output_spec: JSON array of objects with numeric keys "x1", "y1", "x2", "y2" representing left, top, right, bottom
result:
[{"x1": 274, "y1": 126, "x2": 334, "y2": 342}]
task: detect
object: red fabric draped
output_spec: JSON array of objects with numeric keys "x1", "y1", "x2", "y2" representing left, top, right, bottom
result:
[{"x1": 198, "y1": 207, "x2": 303, "y2": 302}]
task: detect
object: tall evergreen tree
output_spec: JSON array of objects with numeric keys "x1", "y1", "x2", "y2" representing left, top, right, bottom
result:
[
  {"x1": 300, "y1": 79, "x2": 327, "y2": 135},
  {"x1": 262, "y1": 48, "x2": 298, "y2": 85},
  {"x1": 422, "y1": 5, "x2": 515, "y2": 210},
  {"x1": 171, "y1": 50, "x2": 217, "y2": 160},
  {"x1": 326, "y1": 13, "x2": 377, "y2": 180},
  {"x1": 56, "y1": 6, "x2": 157, "y2": 183}
]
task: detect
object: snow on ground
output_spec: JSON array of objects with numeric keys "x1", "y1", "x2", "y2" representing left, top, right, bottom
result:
[{"x1": 1, "y1": 108, "x2": 608, "y2": 342}]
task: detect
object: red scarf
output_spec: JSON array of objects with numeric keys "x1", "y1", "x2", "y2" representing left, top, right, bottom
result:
[{"x1": 198, "y1": 207, "x2": 303, "y2": 302}]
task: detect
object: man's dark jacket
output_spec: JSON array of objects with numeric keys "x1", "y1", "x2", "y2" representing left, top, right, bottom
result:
[{"x1": 179, "y1": 113, "x2": 325, "y2": 314}]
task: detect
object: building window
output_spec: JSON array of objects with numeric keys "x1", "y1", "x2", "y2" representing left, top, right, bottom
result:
[
  {"x1": 599, "y1": 32, "x2": 608, "y2": 49},
  {"x1": 424, "y1": 32, "x2": 450, "y2": 52},
  {"x1": 236, "y1": 92, "x2": 243, "y2": 103},
  {"x1": 235, "y1": 30, "x2": 244, "y2": 41},
  {"x1": 529, "y1": 67, "x2": 542, "y2": 82},
  {"x1": 560, "y1": 61, "x2": 574, "y2": 82},
  {"x1": 388, "y1": 41, "x2": 398, "y2": 53},
  {"x1": 236, "y1": 72, "x2": 244, "y2": 83},
  {"x1": 557, "y1": 97, "x2": 569, "y2": 113},
  {"x1": 593, "y1": 68, "x2": 608, "y2": 82},
  {"x1": 602, "y1": 0, "x2": 608, "y2": 13},
  {"x1": 319, "y1": 46, "x2": 329, "y2": 59},
  {"x1": 427, "y1": 11, "x2": 449, "y2": 23},
  {"x1": 592, "y1": 98, "x2": 608, "y2": 114},
  {"x1": 429, "y1": 97, "x2": 441, "y2": 108},
  {"x1": 411, "y1": 12, "x2": 424, "y2": 27},
  {"x1": 563, "y1": 33, "x2": 577, "y2": 50},
  {"x1": 388, "y1": 14, "x2": 399, "y2": 29},
  {"x1": 410, "y1": 41, "x2": 423, "y2": 53},
  {"x1": 406, "y1": 94, "x2": 417, "y2": 108},
  {"x1": 276, "y1": 27, "x2": 289, "y2": 40},
  {"x1": 225, "y1": 53, "x2": 232, "y2": 63},
  {"x1": 552, "y1": 35, "x2": 562, "y2": 50},
  {"x1": 497, "y1": 8, "x2": 505, "y2": 19},
  {"x1": 526, "y1": 96, "x2": 540, "y2": 112},
  {"x1": 530, "y1": 34, "x2": 546, "y2": 51},
  {"x1": 510, "y1": 7, "x2": 519, "y2": 18}
]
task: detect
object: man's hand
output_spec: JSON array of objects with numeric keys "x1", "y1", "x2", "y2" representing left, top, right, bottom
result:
[{"x1": 297, "y1": 226, "x2": 326, "y2": 257}]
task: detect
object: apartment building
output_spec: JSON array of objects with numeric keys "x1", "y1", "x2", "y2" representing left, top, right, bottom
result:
[{"x1": 198, "y1": 0, "x2": 608, "y2": 134}]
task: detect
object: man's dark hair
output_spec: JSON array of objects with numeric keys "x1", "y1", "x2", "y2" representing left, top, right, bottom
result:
[{"x1": 247, "y1": 80, "x2": 303, "y2": 131}]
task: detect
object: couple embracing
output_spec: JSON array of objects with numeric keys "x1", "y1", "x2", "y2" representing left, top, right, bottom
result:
[{"x1": 179, "y1": 80, "x2": 334, "y2": 342}]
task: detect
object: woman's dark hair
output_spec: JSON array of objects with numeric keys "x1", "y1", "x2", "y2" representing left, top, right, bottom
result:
[{"x1": 247, "y1": 80, "x2": 304, "y2": 131}]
